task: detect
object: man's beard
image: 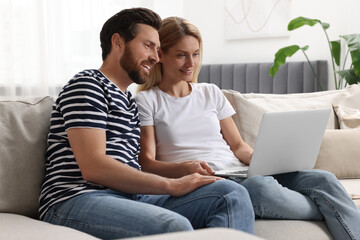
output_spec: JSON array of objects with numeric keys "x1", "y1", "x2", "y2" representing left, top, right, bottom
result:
[{"x1": 120, "y1": 45, "x2": 149, "y2": 85}]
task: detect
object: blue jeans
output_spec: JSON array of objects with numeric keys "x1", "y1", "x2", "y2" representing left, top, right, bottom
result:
[
  {"x1": 42, "y1": 180, "x2": 254, "y2": 239},
  {"x1": 231, "y1": 169, "x2": 360, "y2": 240}
]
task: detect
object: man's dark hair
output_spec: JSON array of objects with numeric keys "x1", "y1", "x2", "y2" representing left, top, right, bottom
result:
[{"x1": 100, "y1": 8, "x2": 162, "y2": 61}]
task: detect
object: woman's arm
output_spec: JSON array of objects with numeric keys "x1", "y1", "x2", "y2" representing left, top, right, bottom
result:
[
  {"x1": 220, "y1": 116, "x2": 253, "y2": 165},
  {"x1": 139, "y1": 125, "x2": 214, "y2": 178}
]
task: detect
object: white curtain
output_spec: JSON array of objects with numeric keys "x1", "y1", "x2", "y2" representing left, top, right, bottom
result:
[{"x1": 0, "y1": 0, "x2": 182, "y2": 98}]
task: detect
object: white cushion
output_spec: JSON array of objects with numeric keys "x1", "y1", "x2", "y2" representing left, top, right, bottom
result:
[
  {"x1": 124, "y1": 227, "x2": 264, "y2": 240},
  {"x1": 314, "y1": 129, "x2": 360, "y2": 179},
  {"x1": 254, "y1": 220, "x2": 332, "y2": 240},
  {"x1": 0, "y1": 97, "x2": 54, "y2": 218},
  {"x1": 223, "y1": 84, "x2": 360, "y2": 148},
  {"x1": 333, "y1": 104, "x2": 360, "y2": 129},
  {"x1": 0, "y1": 213, "x2": 98, "y2": 240}
]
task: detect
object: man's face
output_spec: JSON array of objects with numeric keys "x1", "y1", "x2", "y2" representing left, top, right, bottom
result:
[{"x1": 119, "y1": 24, "x2": 160, "y2": 84}]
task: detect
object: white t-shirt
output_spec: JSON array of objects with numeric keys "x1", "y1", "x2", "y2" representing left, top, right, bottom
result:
[{"x1": 135, "y1": 83, "x2": 246, "y2": 171}]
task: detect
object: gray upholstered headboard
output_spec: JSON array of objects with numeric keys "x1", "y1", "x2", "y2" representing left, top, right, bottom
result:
[{"x1": 197, "y1": 60, "x2": 328, "y2": 94}]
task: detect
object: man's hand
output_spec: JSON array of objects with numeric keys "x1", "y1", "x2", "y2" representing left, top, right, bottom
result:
[
  {"x1": 177, "y1": 160, "x2": 215, "y2": 176},
  {"x1": 166, "y1": 173, "x2": 223, "y2": 197}
]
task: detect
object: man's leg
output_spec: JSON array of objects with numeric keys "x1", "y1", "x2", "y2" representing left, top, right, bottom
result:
[
  {"x1": 274, "y1": 169, "x2": 360, "y2": 240},
  {"x1": 139, "y1": 180, "x2": 255, "y2": 234},
  {"x1": 234, "y1": 175, "x2": 323, "y2": 220},
  {"x1": 42, "y1": 190, "x2": 193, "y2": 239}
]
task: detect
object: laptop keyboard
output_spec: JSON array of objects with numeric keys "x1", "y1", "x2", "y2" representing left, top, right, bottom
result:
[{"x1": 226, "y1": 170, "x2": 248, "y2": 174}]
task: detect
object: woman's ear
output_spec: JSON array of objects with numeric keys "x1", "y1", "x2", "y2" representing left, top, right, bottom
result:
[{"x1": 158, "y1": 49, "x2": 164, "y2": 63}]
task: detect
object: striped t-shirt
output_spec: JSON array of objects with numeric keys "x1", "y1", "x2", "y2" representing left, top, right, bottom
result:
[{"x1": 38, "y1": 69, "x2": 140, "y2": 220}]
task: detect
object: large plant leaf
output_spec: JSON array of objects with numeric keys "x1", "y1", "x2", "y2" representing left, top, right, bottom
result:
[
  {"x1": 338, "y1": 69, "x2": 360, "y2": 85},
  {"x1": 287, "y1": 17, "x2": 329, "y2": 31},
  {"x1": 330, "y1": 40, "x2": 341, "y2": 66},
  {"x1": 270, "y1": 45, "x2": 302, "y2": 77},
  {"x1": 341, "y1": 34, "x2": 360, "y2": 76}
]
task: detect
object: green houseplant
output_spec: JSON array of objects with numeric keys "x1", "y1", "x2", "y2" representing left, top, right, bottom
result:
[{"x1": 269, "y1": 17, "x2": 360, "y2": 90}]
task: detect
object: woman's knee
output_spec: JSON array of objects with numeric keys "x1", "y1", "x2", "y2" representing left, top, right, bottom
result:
[
  {"x1": 308, "y1": 169, "x2": 337, "y2": 181},
  {"x1": 202, "y1": 180, "x2": 253, "y2": 210},
  {"x1": 204, "y1": 180, "x2": 245, "y2": 195},
  {"x1": 240, "y1": 176, "x2": 280, "y2": 204}
]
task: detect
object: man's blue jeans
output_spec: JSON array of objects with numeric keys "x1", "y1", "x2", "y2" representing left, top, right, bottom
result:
[
  {"x1": 231, "y1": 169, "x2": 360, "y2": 240},
  {"x1": 42, "y1": 180, "x2": 254, "y2": 239}
]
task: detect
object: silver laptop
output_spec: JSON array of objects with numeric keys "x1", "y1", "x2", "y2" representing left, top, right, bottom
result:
[{"x1": 215, "y1": 108, "x2": 331, "y2": 178}]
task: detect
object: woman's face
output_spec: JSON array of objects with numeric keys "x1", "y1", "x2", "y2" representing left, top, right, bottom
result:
[{"x1": 160, "y1": 35, "x2": 200, "y2": 83}]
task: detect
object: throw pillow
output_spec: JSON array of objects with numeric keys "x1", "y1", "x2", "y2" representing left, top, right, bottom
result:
[
  {"x1": 333, "y1": 104, "x2": 360, "y2": 129},
  {"x1": 223, "y1": 84, "x2": 360, "y2": 148},
  {"x1": 222, "y1": 90, "x2": 334, "y2": 148},
  {"x1": 0, "y1": 96, "x2": 54, "y2": 218},
  {"x1": 314, "y1": 129, "x2": 360, "y2": 179}
]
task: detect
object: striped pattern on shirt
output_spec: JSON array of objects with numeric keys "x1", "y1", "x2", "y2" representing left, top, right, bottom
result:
[{"x1": 38, "y1": 69, "x2": 140, "y2": 219}]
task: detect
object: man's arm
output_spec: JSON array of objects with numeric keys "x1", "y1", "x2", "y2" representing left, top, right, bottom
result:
[
  {"x1": 220, "y1": 117, "x2": 253, "y2": 165},
  {"x1": 67, "y1": 128, "x2": 219, "y2": 197},
  {"x1": 138, "y1": 126, "x2": 214, "y2": 178}
]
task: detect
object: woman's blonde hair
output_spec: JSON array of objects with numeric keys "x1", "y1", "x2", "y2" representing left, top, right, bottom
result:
[{"x1": 138, "y1": 17, "x2": 203, "y2": 92}]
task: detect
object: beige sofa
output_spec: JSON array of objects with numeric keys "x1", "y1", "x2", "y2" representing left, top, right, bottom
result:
[{"x1": 1, "y1": 84, "x2": 359, "y2": 240}]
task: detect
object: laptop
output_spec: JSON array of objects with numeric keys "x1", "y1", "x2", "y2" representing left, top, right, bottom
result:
[{"x1": 215, "y1": 108, "x2": 331, "y2": 178}]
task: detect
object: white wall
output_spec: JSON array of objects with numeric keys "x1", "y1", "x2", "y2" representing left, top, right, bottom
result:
[{"x1": 180, "y1": 0, "x2": 360, "y2": 89}]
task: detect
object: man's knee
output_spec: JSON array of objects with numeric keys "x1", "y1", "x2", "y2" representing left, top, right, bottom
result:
[
  {"x1": 163, "y1": 214, "x2": 193, "y2": 232},
  {"x1": 151, "y1": 212, "x2": 193, "y2": 233}
]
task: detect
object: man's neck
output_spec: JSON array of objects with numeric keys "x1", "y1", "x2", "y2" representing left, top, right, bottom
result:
[{"x1": 99, "y1": 64, "x2": 132, "y2": 93}]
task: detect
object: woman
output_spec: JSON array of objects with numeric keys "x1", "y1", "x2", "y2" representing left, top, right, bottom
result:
[{"x1": 135, "y1": 17, "x2": 360, "y2": 240}]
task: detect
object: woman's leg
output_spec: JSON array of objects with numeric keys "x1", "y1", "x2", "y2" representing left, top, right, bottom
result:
[
  {"x1": 43, "y1": 190, "x2": 193, "y2": 239},
  {"x1": 234, "y1": 175, "x2": 323, "y2": 220},
  {"x1": 274, "y1": 169, "x2": 360, "y2": 240},
  {"x1": 139, "y1": 180, "x2": 255, "y2": 234}
]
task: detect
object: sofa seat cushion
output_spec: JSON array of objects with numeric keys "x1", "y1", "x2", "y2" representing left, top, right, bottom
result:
[
  {"x1": 0, "y1": 97, "x2": 54, "y2": 218},
  {"x1": 124, "y1": 228, "x2": 265, "y2": 240},
  {"x1": 254, "y1": 220, "x2": 332, "y2": 240},
  {"x1": 340, "y1": 179, "x2": 360, "y2": 209},
  {"x1": 0, "y1": 213, "x2": 98, "y2": 239}
]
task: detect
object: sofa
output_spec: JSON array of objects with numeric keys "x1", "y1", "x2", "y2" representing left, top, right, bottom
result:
[{"x1": 1, "y1": 83, "x2": 360, "y2": 240}]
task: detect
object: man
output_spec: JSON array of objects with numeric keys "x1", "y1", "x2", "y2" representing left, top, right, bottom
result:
[{"x1": 38, "y1": 8, "x2": 254, "y2": 239}]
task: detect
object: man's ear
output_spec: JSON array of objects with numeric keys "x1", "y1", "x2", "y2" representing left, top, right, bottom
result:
[{"x1": 111, "y1": 33, "x2": 124, "y2": 51}]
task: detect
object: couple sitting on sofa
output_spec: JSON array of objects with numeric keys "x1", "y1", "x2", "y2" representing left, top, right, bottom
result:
[{"x1": 38, "y1": 7, "x2": 360, "y2": 240}]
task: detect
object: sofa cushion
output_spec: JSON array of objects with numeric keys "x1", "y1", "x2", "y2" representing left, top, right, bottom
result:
[
  {"x1": 222, "y1": 90, "x2": 333, "y2": 148},
  {"x1": 254, "y1": 220, "x2": 332, "y2": 240},
  {"x1": 333, "y1": 104, "x2": 360, "y2": 129},
  {"x1": 340, "y1": 179, "x2": 360, "y2": 209},
  {"x1": 314, "y1": 129, "x2": 360, "y2": 179},
  {"x1": 0, "y1": 213, "x2": 99, "y2": 240},
  {"x1": 223, "y1": 84, "x2": 360, "y2": 148},
  {"x1": 0, "y1": 97, "x2": 54, "y2": 218},
  {"x1": 126, "y1": 228, "x2": 264, "y2": 240}
]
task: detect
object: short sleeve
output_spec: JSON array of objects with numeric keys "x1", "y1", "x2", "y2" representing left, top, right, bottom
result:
[
  {"x1": 212, "y1": 84, "x2": 236, "y2": 120},
  {"x1": 135, "y1": 92, "x2": 155, "y2": 126},
  {"x1": 58, "y1": 77, "x2": 108, "y2": 131}
]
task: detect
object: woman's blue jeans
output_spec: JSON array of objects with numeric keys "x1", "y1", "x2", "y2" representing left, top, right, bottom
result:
[
  {"x1": 42, "y1": 180, "x2": 254, "y2": 239},
  {"x1": 231, "y1": 169, "x2": 360, "y2": 240}
]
